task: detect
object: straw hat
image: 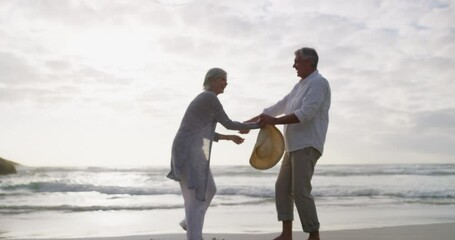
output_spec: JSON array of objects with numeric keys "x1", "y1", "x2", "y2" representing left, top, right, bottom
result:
[{"x1": 250, "y1": 125, "x2": 285, "y2": 170}]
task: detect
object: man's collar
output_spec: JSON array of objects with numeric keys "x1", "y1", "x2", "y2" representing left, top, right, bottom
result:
[{"x1": 300, "y1": 70, "x2": 319, "y2": 82}]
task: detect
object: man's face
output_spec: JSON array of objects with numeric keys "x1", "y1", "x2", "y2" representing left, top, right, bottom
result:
[{"x1": 293, "y1": 54, "x2": 313, "y2": 79}]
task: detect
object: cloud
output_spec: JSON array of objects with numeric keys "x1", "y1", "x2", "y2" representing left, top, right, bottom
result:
[
  {"x1": 0, "y1": 86, "x2": 77, "y2": 105},
  {"x1": 414, "y1": 108, "x2": 455, "y2": 134},
  {"x1": 1, "y1": 0, "x2": 454, "y2": 166},
  {"x1": 0, "y1": 52, "x2": 42, "y2": 85},
  {"x1": 378, "y1": 107, "x2": 455, "y2": 158}
]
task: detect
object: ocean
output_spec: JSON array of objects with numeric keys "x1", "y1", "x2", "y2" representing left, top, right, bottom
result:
[{"x1": 1, "y1": 164, "x2": 455, "y2": 239}]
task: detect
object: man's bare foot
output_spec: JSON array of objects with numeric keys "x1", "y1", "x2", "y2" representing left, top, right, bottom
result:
[
  {"x1": 307, "y1": 231, "x2": 320, "y2": 240},
  {"x1": 274, "y1": 220, "x2": 293, "y2": 240},
  {"x1": 273, "y1": 233, "x2": 292, "y2": 240}
]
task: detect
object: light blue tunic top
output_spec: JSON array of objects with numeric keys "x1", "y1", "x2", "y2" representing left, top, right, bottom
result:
[{"x1": 167, "y1": 91, "x2": 259, "y2": 201}]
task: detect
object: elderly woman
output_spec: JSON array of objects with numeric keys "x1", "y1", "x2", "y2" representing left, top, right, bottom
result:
[{"x1": 167, "y1": 68, "x2": 259, "y2": 240}]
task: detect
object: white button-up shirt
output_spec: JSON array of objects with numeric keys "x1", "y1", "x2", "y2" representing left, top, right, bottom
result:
[{"x1": 263, "y1": 70, "x2": 331, "y2": 154}]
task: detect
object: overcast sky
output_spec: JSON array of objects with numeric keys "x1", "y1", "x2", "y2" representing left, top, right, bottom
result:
[{"x1": 0, "y1": 0, "x2": 454, "y2": 167}]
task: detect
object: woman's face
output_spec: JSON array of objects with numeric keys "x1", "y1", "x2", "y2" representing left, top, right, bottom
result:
[{"x1": 210, "y1": 76, "x2": 228, "y2": 95}]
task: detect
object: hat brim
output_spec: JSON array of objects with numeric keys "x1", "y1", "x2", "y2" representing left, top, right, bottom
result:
[{"x1": 249, "y1": 125, "x2": 285, "y2": 170}]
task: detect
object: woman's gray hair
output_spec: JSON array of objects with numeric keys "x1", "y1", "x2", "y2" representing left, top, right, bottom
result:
[
  {"x1": 295, "y1": 47, "x2": 319, "y2": 69},
  {"x1": 203, "y1": 67, "x2": 227, "y2": 90}
]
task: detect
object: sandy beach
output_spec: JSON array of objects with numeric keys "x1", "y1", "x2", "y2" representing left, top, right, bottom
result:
[{"x1": 13, "y1": 222, "x2": 455, "y2": 240}]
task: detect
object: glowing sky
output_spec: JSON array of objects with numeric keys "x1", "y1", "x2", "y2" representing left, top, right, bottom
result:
[{"x1": 0, "y1": 0, "x2": 454, "y2": 167}]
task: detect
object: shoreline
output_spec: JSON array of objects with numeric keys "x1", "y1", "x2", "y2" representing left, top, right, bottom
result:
[
  {"x1": 14, "y1": 222, "x2": 455, "y2": 240},
  {"x1": 3, "y1": 203, "x2": 455, "y2": 239}
]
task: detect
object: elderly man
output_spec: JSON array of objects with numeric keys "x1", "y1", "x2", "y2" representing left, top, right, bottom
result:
[{"x1": 244, "y1": 47, "x2": 331, "y2": 240}]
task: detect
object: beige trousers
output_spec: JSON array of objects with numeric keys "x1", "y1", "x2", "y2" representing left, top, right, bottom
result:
[{"x1": 275, "y1": 147, "x2": 321, "y2": 233}]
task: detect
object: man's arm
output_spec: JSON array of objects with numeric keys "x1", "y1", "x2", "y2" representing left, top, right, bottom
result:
[
  {"x1": 259, "y1": 113, "x2": 300, "y2": 125},
  {"x1": 243, "y1": 115, "x2": 260, "y2": 123}
]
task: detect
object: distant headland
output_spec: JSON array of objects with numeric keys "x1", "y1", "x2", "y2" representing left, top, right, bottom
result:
[{"x1": 0, "y1": 156, "x2": 19, "y2": 175}]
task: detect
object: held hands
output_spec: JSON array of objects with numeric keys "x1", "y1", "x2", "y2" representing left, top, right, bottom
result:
[
  {"x1": 238, "y1": 120, "x2": 262, "y2": 134},
  {"x1": 239, "y1": 115, "x2": 264, "y2": 134},
  {"x1": 239, "y1": 114, "x2": 276, "y2": 134},
  {"x1": 258, "y1": 113, "x2": 277, "y2": 125}
]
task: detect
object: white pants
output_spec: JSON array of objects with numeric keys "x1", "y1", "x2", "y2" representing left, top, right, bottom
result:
[{"x1": 180, "y1": 170, "x2": 217, "y2": 240}]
